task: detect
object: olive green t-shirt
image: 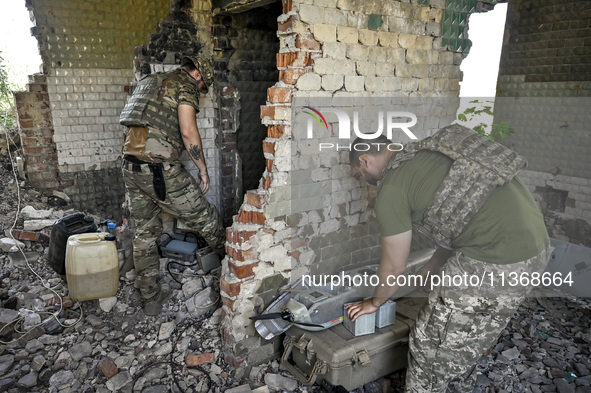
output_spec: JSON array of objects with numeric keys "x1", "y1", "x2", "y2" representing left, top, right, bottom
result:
[{"x1": 375, "y1": 150, "x2": 549, "y2": 264}]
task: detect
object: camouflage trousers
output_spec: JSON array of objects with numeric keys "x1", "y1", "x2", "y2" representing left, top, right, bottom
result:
[
  {"x1": 123, "y1": 160, "x2": 226, "y2": 300},
  {"x1": 405, "y1": 245, "x2": 551, "y2": 393}
]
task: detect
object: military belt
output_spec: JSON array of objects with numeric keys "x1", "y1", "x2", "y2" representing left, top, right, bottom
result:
[{"x1": 123, "y1": 155, "x2": 167, "y2": 201}]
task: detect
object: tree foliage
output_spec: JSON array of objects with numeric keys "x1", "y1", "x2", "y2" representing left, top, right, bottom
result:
[
  {"x1": 0, "y1": 51, "x2": 16, "y2": 129},
  {"x1": 457, "y1": 99, "x2": 513, "y2": 141}
]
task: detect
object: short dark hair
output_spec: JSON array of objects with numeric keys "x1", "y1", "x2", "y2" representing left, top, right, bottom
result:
[{"x1": 349, "y1": 134, "x2": 393, "y2": 167}]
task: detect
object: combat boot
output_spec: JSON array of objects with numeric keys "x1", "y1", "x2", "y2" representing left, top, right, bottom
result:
[{"x1": 143, "y1": 284, "x2": 172, "y2": 316}]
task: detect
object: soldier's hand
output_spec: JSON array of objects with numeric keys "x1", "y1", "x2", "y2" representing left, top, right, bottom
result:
[
  {"x1": 345, "y1": 299, "x2": 379, "y2": 322},
  {"x1": 199, "y1": 173, "x2": 210, "y2": 194}
]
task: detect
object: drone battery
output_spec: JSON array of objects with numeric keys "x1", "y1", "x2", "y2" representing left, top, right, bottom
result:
[
  {"x1": 161, "y1": 240, "x2": 198, "y2": 262},
  {"x1": 375, "y1": 300, "x2": 396, "y2": 328},
  {"x1": 196, "y1": 247, "x2": 220, "y2": 273},
  {"x1": 343, "y1": 302, "x2": 375, "y2": 336}
]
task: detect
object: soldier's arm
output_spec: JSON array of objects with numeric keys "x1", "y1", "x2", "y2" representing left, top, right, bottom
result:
[
  {"x1": 178, "y1": 103, "x2": 209, "y2": 193},
  {"x1": 346, "y1": 230, "x2": 411, "y2": 321}
]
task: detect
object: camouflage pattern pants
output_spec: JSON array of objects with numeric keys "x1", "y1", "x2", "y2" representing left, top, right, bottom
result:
[
  {"x1": 123, "y1": 160, "x2": 226, "y2": 300},
  {"x1": 405, "y1": 245, "x2": 551, "y2": 393}
]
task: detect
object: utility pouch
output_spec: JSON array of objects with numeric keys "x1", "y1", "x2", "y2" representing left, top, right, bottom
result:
[
  {"x1": 123, "y1": 126, "x2": 148, "y2": 160},
  {"x1": 148, "y1": 163, "x2": 166, "y2": 201}
]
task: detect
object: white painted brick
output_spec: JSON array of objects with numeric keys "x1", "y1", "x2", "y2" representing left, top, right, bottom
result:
[
  {"x1": 368, "y1": 46, "x2": 388, "y2": 63},
  {"x1": 375, "y1": 63, "x2": 395, "y2": 77},
  {"x1": 358, "y1": 29, "x2": 378, "y2": 46},
  {"x1": 386, "y1": 48, "x2": 406, "y2": 63},
  {"x1": 324, "y1": 8, "x2": 347, "y2": 26},
  {"x1": 337, "y1": 26, "x2": 358, "y2": 44},
  {"x1": 296, "y1": 73, "x2": 322, "y2": 90},
  {"x1": 314, "y1": 58, "x2": 355, "y2": 75},
  {"x1": 314, "y1": 24, "x2": 337, "y2": 42},
  {"x1": 356, "y1": 61, "x2": 376, "y2": 76},
  {"x1": 415, "y1": 36, "x2": 434, "y2": 50},
  {"x1": 345, "y1": 76, "x2": 365, "y2": 92},
  {"x1": 321, "y1": 75, "x2": 344, "y2": 91},
  {"x1": 398, "y1": 33, "x2": 417, "y2": 49},
  {"x1": 378, "y1": 31, "x2": 399, "y2": 47},
  {"x1": 298, "y1": 4, "x2": 325, "y2": 24},
  {"x1": 323, "y1": 42, "x2": 347, "y2": 59},
  {"x1": 346, "y1": 44, "x2": 370, "y2": 61},
  {"x1": 365, "y1": 77, "x2": 385, "y2": 92},
  {"x1": 383, "y1": 77, "x2": 402, "y2": 91}
]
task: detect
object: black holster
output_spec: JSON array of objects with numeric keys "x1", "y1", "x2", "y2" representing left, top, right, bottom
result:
[{"x1": 148, "y1": 163, "x2": 166, "y2": 201}]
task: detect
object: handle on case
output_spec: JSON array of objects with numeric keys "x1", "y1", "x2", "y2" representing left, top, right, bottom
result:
[{"x1": 280, "y1": 335, "x2": 327, "y2": 386}]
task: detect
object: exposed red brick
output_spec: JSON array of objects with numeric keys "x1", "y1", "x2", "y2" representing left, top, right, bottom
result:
[
  {"x1": 222, "y1": 296, "x2": 236, "y2": 310},
  {"x1": 267, "y1": 125, "x2": 285, "y2": 138},
  {"x1": 221, "y1": 86, "x2": 236, "y2": 96},
  {"x1": 278, "y1": 15, "x2": 293, "y2": 32},
  {"x1": 11, "y1": 230, "x2": 41, "y2": 242},
  {"x1": 236, "y1": 210, "x2": 266, "y2": 225},
  {"x1": 228, "y1": 260, "x2": 259, "y2": 279},
  {"x1": 187, "y1": 353, "x2": 215, "y2": 367},
  {"x1": 296, "y1": 34, "x2": 322, "y2": 51},
  {"x1": 288, "y1": 250, "x2": 301, "y2": 262},
  {"x1": 262, "y1": 228, "x2": 276, "y2": 235},
  {"x1": 282, "y1": 68, "x2": 308, "y2": 84},
  {"x1": 260, "y1": 105, "x2": 275, "y2": 119},
  {"x1": 267, "y1": 87, "x2": 292, "y2": 103},
  {"x1": 262, "y1": 141, "x2": 275, "y2": 156},
  {"x1": 263, "y1": 175, "x2": 272, "y2": 190},
  {"x1": 266, "y1": 159, "x2": 274, "y2": 172},
  {"x1": 98, "y1": 357, "x2": 118, "y2": 379},
  {"x1": 226, "y1": 228, "x2": 258, "y2": 244},
  {"x1": 289, "y1": 237, "x2": 309, "y2": 249},
  {"x1": 246, "y1": 190, "x2": 267, "y2": 209},
  {"x1": 220, "y1": 277, "x2": 242, "y2": 298},
  {"x1": 227, "y1": 246, "x2": 259, "y2": 262}
]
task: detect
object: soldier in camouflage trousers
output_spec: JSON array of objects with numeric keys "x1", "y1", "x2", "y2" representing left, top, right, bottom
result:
[
  {"x1": 346, "y1": 130, "x2": 550, "y2": 392},
  {"x1": 120, "y1": 55, "x2": 226, "y2": 316}
]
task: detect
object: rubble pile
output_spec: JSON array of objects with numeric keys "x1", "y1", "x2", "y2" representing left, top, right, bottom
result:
[{"x1": 1, "y1": 161, "x2": 590, "y2": 393}]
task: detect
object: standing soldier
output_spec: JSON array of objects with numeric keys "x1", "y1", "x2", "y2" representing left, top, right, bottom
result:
[{"x1": 119, "y1": 56, "x2": 226, "y2": 316}]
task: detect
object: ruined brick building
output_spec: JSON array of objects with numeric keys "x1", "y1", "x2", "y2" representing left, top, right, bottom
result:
[{"x1": 14, "y1": 0, "x2": 591, "y2": 374}]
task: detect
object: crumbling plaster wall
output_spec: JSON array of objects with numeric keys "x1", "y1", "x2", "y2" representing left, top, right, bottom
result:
[
  {"x1": 495, "y1": 0, "x2": 591, "y2": 247},
  {"x1": 220, "y1": 0, "x2": 466, "y2": 372}
]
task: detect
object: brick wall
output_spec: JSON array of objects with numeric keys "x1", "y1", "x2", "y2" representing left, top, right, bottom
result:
[
  {"x1": 220, "y1": 0, "x2": 463, "y2": 372},
  {"x1": 18, "y1": 0, "x2": 169, "y2": 219},
  {"x1": 19, "y1": 0, "x2": 225, "y2": 220},
  {"x1": 495, "y1": 0, "x2": 591, "y2": 246}
]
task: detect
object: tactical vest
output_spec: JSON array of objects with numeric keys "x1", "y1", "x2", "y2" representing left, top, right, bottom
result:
[
  {"x1": 381, "y1": 124, "x2": 527, "y2": 249},
  {"x1": 119, "y1": 73, "x2": 179, "y2": 134}
]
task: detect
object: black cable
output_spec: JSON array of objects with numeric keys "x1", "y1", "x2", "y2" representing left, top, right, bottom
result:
[{"x1": 166, "y1": 259, "x2": 200, "y2": 284}]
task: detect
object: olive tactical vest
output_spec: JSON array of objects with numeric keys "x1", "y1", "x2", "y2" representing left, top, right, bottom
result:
[
  {"x1": 119, "y1": 73, "x2": 179, "y2": 134},
  {"x1": 381, "y1": 124, "x2": 527, "y2": 249}
]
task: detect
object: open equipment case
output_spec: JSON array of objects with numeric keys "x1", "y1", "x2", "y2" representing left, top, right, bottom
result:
[{"x1": 280, "y1": 296, "x2": 427, "y2": 391}]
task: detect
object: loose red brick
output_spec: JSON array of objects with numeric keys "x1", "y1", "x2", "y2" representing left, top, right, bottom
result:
[
  {"x1": 224, "y1": 353, "x2": 247, "y2": 369},
  {"x1": 220, "y1": 277, "x2": 242, "y2": 298},
  {"x1": 246, "y1": 190, "x2": 267, "y2": 209},
  {"x1": 11, "y1": 230, "x2": 41, "y2": 242},
  {"x1": 267, "y1": 87, "x2": 292, "y2": 104},
  {"x1": 98, "y1": 357, "x2": 118, "y2": 379},
  {"x1": 186, "y1": 352, "x2": 215, "y2": 367},
  {"x1": 228, "y1": 260, "x2": 259, "y2": 279},
  {"x1": 263, "y1": 175, "x2": 272, "y2": 190}
]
